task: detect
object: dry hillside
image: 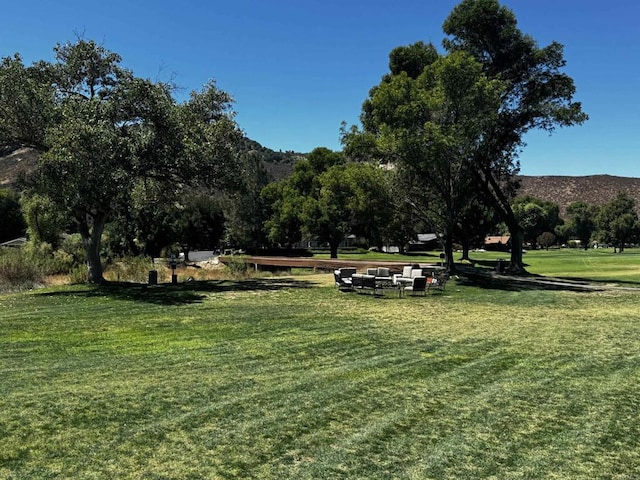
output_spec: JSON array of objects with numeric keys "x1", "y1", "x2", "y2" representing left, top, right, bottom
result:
[
  {"x1": 0, "y1": 147, "x2": 40, "y2": 187},
  {"x1": 518, "y1": 175, "x2": 640, "y2": 216},
  {"x1": 2, "y1": 148, "x2": 639, "y2": 219}
]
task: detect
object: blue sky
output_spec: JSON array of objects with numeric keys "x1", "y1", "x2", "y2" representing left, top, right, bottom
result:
[{"x1": 2, "y1": 1, "x2": 639, "y2": 177}]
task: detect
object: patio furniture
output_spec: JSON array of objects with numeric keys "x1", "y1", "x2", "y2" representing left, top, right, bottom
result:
[
  {"x1": 402, "y1": 276, "x2": 427, "y2": 297},
  {"x1": 352, "y1": 273, "x2": 379, "y2": 294},
  {"x1": 394, "y1": 266, "x2": 424, "y2": 286},
  {"x1": 334, "y1": 267, "x2": 356, "y2": 291},
  {"x1": 367, "y1": 266, "x2": 391, "y2": 278},
  {"x1": 427, "y1": 272, "x2": 450, "y2": 293}
]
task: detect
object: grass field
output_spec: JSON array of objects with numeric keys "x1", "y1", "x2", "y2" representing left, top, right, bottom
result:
[{"x1": 1, "y1": 249, "x2": 640, "y2": 478}]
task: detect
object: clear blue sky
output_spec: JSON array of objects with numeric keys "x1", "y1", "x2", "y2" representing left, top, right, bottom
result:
[{"x1": 2, "y1": 1, "x2": 639, "y2": 177}]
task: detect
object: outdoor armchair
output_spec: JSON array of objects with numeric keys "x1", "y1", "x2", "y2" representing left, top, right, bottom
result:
[
  {"x1": 403, "y1": 276, "x2": 427, "y2": 296},
  {"x1": 352, "y1": 273, "x2": 378, "y2": 294},
  {"x1": 334, "y1": 267, "x2": 356, "y2": 291},
  {"x1": 394, "y1": 266, "x2": 423, "y2": 286},
  {"x1": 427, "y1": 272, "x2": 450, "y2": 293}
]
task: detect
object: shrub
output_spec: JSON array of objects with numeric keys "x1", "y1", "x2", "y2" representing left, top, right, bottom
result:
[
  {"x1": 68, "y1": 265, "x2": 88, "y2": 284},
  {"x1": 59, "y1": 234, "x2": 86, "y2": 265},
  {"x1": 0, "y1": 248, "x2": 42, "y2": 292},
  {"x1": 24, "y1": 241, "x2": 75, "y2": 275},
  {"x1": 104, "y1": 256, "x2": 156, "y2": 283},
  {"x1": 223, "y1": 256, "x2": 249, "y2": 277}
]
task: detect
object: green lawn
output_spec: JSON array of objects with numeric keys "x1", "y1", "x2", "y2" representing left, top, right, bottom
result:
[
  {"x1": 1, "y1": 251, "x2": 640, "y2": 478},
  {"x1": 328, "y1": 247, "x2": 640, "y2": 285}
]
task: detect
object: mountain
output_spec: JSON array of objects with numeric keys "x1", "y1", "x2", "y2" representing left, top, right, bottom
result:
[
  {"x1": 2, "y1": 146, "x2": 639, "y2": 217},
  {"x1": 0, "y1": 147, "x2": 40, "y2": 188},
  {"x1": 0, "y1": 139, "x2": 304, "y2": 188},
  {"x1": 518, "y1": 175, "x2": 640, "y2": 215},
  {"x1": 238, "y1": 137, "x2": 305, "y2": 181}
]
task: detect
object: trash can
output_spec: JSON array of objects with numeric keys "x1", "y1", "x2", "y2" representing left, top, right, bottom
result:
[
  {"x1": 148, "y1": 270, "x2": 158, "y2": 285},
  {"x1": 496, "y1": 259, "x2": 505, "y2": 273}
]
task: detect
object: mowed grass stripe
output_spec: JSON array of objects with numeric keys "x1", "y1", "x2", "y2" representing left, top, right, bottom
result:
[{"x1": 1, "y1": 275, "x2": 640, "y2": 478}]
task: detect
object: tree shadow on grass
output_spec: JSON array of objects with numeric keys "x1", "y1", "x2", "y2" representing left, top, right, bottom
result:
[
  {"x1": 542, "y1": 275, "x2": 640, "y2": 288},
  {"x1": 38, "y1": 278, "x2": 316, "y2": 306},
  {"x1": 462, "y1": 260, "x2": 640, "y2": 290},
  {"x1": 470, "y1": 259, "x2": 530, "y2": 269},
  {"x1": 457, "y1": 269, "x2": 605, "y2": 293}
]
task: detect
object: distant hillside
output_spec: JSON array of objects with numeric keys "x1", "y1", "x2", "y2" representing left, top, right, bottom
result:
[
  {"x1": 0, "y1": 147, "x2": 40, "y2": 187},
  {"x1": 238, "y1": 137, "x2": 305, "y2": 181},
  {"x1": 3, "y1": 146, "x2": 639, "y2": 219},
  {"x1": 518, "y1": 175, "x2": 640, "y2": 216},
  {"x1": 0, "y1": 139, "x2": 305, "y2": 188}
]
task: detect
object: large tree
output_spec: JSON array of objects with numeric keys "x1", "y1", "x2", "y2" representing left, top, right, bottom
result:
[
  {"x1": 0, "y1": 39, "x2": 243, "y2": 283},
  {"x1": 454, "y1": 197, "x2": 496, "y2": 261},
  {"x1": 512, "y1": 195, "x2": 562, "y2": 249},
  {"x1": 442, "y1": 0, "x2": 587, "y2": 271},
  {"x1": 346, "y1": 47, "x2": 503, "y2": 270},
  {"x1": 565, "y1": 201, "x2": 599, "y2": 250},
  {"x1": 302, "y1": 162, "x2": 393, "y2": 258},
  {"x1": 222, "y1": 151, "x2": 270, "y2": 253},
  {"x1": 262, "y1": 147, "x2": 344, "y2": 251},
  {"x1": 597, "y1": 192, "x2": 639, "y2": 253}
]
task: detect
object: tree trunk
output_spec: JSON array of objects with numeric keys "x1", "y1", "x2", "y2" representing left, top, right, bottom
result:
[
  {"x1": 460, "y1": 240, "x2": 471, "y2": 261},
  {"x1": 508, "y1": 226, "x2": 525, "y2": 273},
  {"x1": 475, "y1": 167, "x2": 526, "y2": 274},
  {"x1": 77, "y1": 210, "x2": 108, "y2": 284},
  {"x1": 329, "y1": 241, "x2": 339, "y2": 259},
  {"x1": 444, "y1": 233, "x2": 456, "y2": 273}
]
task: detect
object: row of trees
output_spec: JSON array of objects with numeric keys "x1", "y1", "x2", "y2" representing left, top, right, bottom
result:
[
  {"x1": 261, "y1": 148, "x2": 400, "y2": 258},
  {"x1": 512, "y1": 193, "x2": 640, "y2": 252},
  {"x1": 263, "y1": 0, "x2": 594, "y2": 269},
  {"x1": 1, "y1": 0, "x2": 600, "y2": 282}
]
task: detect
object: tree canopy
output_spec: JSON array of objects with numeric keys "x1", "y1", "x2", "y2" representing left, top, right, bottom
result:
[
  {"x1": 0, "y1": 39, "x2": 243, "y2": 282},
  {"x1": 348, "y1": 47, "x2": 504, "y2": 270},
  {"x1": 261, "y1": 147, "x2": 393, "y2": 258},
  {"x1": 442, "y1": 0, "x2": 587, "y2": 270},
  {"x1": 565, "y1": 201, "x2": 599, "y2": 250},
  {"x1": 344, "y1": 0, "x2": 587, "y2": 272},
  {"x1": 512, "y1": 196, "x2": 562, "y2": 249},
  {"x1": 597, "y1": 192, "x2": 639, "y2": 252}
]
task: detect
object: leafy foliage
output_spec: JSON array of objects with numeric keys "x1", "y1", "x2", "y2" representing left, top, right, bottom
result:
[
  {"x1": 262, "y1": 147, "x2": 394, "y2": 258},
  {"x1": 565, "y1": 201, "x2": 599, "y2": 249},
  {"x1": 442, "y1": 0, "x2": 588, "y2": 270},
  {"x1": 512, "y1": 195, "x2": 562, "y2": 249},
  {"x1": 347, "y1": 46, "x2": 504, "y2": 269},
  {"x1": 0, "y1": 39, "x2": 243, "y2": 283},
  {"x1": 597, "y1": 192, "x2": 639, "y2": 252}
]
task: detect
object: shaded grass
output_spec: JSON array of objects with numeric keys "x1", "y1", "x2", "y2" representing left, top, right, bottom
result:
[{"x1": 1, "y1": 276, "x2": 639, "y2": 478}]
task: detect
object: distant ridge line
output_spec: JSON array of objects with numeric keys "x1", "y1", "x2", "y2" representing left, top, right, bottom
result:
[
  {"x1": 2, "y1": 147, "x2": 639, "y2": 216},
  {"x1": 518, "y1": 174, "x2": 640, "y2": 215}
]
